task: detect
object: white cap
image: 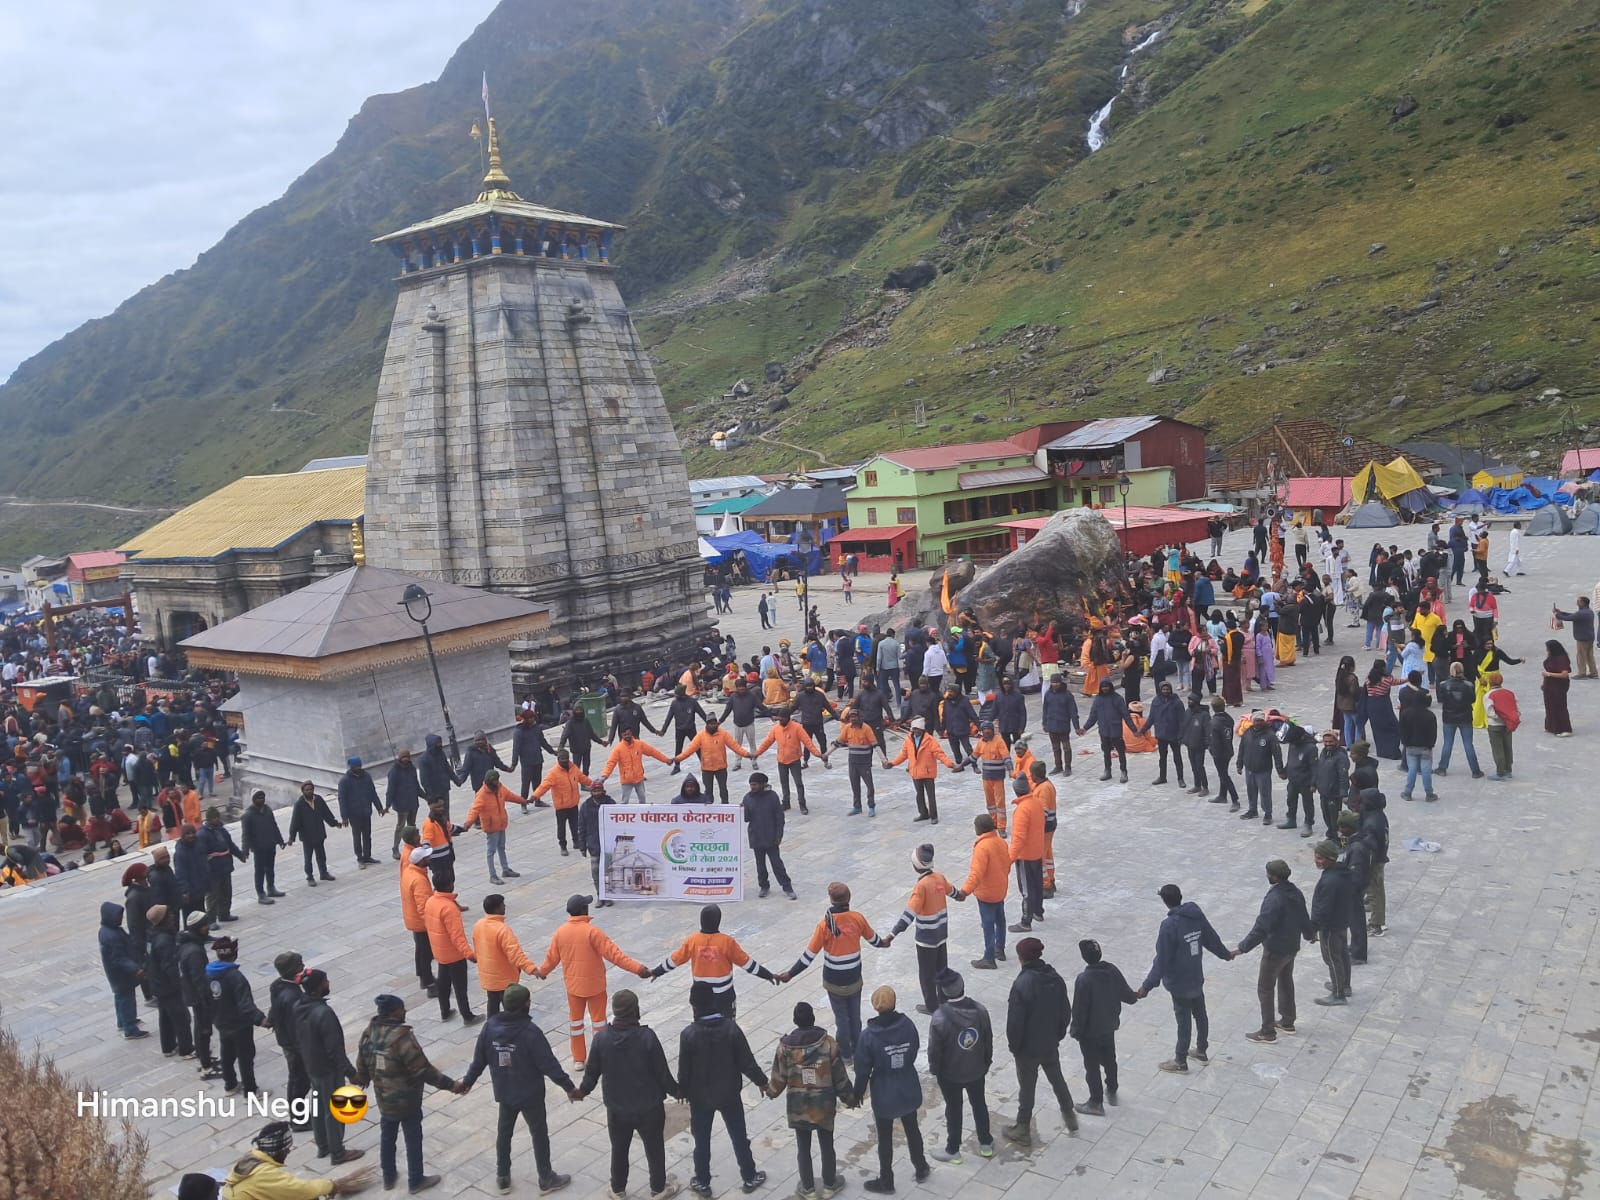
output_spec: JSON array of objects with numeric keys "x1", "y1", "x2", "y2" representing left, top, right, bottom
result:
[
  {"x1": 910, "y1": 717, "x2": 926, "y2": 731},
  {"x1": 409, "y1": 845, "x2": 434, "y2": 865}
]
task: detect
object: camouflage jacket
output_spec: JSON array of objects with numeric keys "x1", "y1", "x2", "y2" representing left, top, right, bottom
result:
[
  {"x1": 769, "y1": 1026, "x2": 852, "y2": 1131},
  {"x1": 355, "y1": 1015, "x2": 453, "y2": 1117}
]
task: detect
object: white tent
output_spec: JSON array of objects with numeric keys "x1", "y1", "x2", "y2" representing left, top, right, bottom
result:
[
  {"x1": 715, "y1": 511, "x2": 742, "y2": 537},
  {"x1": 697, "y1": 537, "x2": 721, "y2": 559}
]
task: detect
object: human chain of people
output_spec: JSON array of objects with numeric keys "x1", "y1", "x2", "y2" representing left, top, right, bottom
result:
[{"x1": 35, "y1": 511, "x2": 1592, "y2": 1198}]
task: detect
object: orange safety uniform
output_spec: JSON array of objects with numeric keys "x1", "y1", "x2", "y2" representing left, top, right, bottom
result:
[
  {"x1": 890, "y1": 870, "x2": 953, "y2": 948},
  {"x1": 420, "y1": 815, "x2": 454, "y2": 852},
  {"x1": 673, "y1": 727, "x2": 750, "y2": 772},
  {"x1": 973, "y1": 732, "x2": 1011, "y2": 833},
  {"x1": 601, "y1": 738, "x2": 671, "y2": 785},
  {"x1": 756, "y1": 722, "x2": 820, "y2": 766},
  {"x1": 1032, "y1": 777, "x2": 1059, "y2": 889},
  {"x1": 1009, "y1": 791, "x2": 1045, "y2": 864},
  {"x1": 531, "y1": 762, "x2": 592, "y2": 810},
  {"x1": 472, "y1": 913, "x2": 537, "y2": 992},
  {"x1": 887, "y1": 730, "x2": 953, "y2": 779},
  {"x1": 961, "y1": 830, "x2": 1010, "y2": 903},
  {"x1": 423, "y1": 891, "x2": 474, "y2": 965},
  {"x1": 789, "y1": 909, "x2": 886, "y2": 994},
  {"x1": 399, "y1": 859, "x2": 432, "y2": 933},
  {"x1": 464, "y1": 781, "x2": 522, "y2": 833},
  {"x1": 537, "y1": 914, "x2": 646, "y2": 1063},
  {"x1": 653, "y1": 930, "x2": 772, "y2": 998},
  {"x1": 1012, "y1": 746, "x2": 1038, "y2": 780},
  {"x1": 834, "y1": 723, "x2": 879, "y2": 753}
]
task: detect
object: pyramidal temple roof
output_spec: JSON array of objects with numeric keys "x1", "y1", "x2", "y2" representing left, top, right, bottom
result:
[{"x1": 374, "y1": 117, "x2": 622, "y2": 248}]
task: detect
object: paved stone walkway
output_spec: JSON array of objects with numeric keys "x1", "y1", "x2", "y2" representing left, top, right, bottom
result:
[{"x1": 4, "y1": 524, "x2": 1598, "y2": 1200}]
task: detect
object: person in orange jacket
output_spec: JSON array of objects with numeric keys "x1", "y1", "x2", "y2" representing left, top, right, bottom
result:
[
  {"x1": 672, "y1": 715, "x2": 752, "y2": 803},
  {"x1": 1011, "y1": 735, "x2": 1038, "y2": 783},
  {"x1": 462, "y1": 769, "x2": 526, "y2": 886},
  {"x1": 472, "y1": 893, "x2": 537, "y2": 1016},
  {"x1": 423, "y1": 864, "x2": 479, "y2": 1024},
  {"x1": 598, "y1": 729, "x2": 671, "y2": 804},
  {"x1": 778, "y1": 882, "x2": 890, "y2": 1058},
  {"x1": 181, "y1": 786, "x2": 203, "y2": 830},
  {"x1": 888, "y1": 842, "x2": 955, "y2": 1015},
  {"x1": 420, "y1": 797, "x2": 466, "y2": 878},
  {"x1": 755, "y1": 709, "x2": 828, "y2": 814},
  {"x1": 887, "y1": 717, "x2": 955, "y2": 824},
  {"x1": 1031, "y1": 769, "x2": 1060, "y2": 896},
  {"x1": 953, "y1": 813, "x2": 1011, "y2": 969},
  {"x1": 648, "y1": 902, "x2": 777, "y2": 1013},
  {"x1": 1008, "y1": 765, "x2": 1048, "y2": 932},
  {"x1": 972, "y1": 721, "x2": 1011, "y2": 835},
  {"x1": 400, "y1": 837, "x2": 437, "y2": 997},
  {"x1": 535, "y1": 893, "x2": 651, "y2": 1064},
  {"x1": 531, "y1": 748, "x2": 591, "y2": 856},
  {"x1": 831, "y1": 709, "x2": 890, "y2": 816}
]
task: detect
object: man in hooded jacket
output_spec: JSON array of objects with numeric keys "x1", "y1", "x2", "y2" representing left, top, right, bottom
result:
[
  {"x1": 927, "y1": 969, "x2": 993, "y2": 1163},
  {"x1": 678, "y1": 981, "x2": 770, "y2": 1196},
  {"x1": 1136, "y1": 884, "x2": 1231, "y2": 1073},
  {"x1": 1230, "y1": 860, "x2": 1313, "y2": 1043},
  {"x1": 1002, "y1": 938, "x2": 1078, "y2": 1146}
]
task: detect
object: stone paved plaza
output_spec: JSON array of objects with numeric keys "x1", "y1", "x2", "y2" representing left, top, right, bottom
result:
[{"x1": 3, "y1": 524, "x2": 1598, "y2": 1200}]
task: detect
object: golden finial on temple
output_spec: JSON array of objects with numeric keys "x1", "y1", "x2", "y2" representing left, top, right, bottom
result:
[{"x1": 477, "y1": 116, "x2": 521, "y2": 200}]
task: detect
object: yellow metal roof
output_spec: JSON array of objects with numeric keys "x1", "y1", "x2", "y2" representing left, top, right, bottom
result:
[{"x1": 120, "y1": 466, "x2": 365, "y2": 561}]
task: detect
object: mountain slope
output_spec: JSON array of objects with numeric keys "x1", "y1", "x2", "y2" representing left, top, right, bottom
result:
[{"x1": 2, "y1": 0, "x2": 1597, "y2": 559}]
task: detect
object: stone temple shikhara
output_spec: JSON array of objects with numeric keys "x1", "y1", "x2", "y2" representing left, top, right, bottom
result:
[{"x1": 362, "y1": 118, "x2": 714, "y2": 687}]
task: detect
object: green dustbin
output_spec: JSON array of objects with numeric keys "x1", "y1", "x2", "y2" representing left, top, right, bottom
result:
[{"x1": 577, "y1": 693, "x2": 608, "y2": 741}]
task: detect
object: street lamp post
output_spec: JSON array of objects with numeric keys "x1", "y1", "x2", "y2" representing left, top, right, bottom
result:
[
  {"x1": 1117, "y1": 472, "x2": 1132, "y2": 560},
  {"x1": 400, "y1": 583, "x2": 461, "y2": 768}
]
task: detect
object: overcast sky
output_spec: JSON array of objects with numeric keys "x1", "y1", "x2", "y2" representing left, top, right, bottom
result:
[{"x1": 0, "y1": 1, "x2": 500, "y2": 383}]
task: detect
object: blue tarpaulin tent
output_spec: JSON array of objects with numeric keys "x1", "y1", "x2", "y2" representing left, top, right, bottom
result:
[
  {"x1": 1449, "y1": 488, "x2": 1489, "y2": 515},
  {"x1": 707, "y1": 532, "x2": 821, "y2": 581}
]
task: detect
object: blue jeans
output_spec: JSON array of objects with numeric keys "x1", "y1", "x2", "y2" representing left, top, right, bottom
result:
[
  {"x1": 1364, "y1": 619, "x2": 1382, "y2": 649},
  {"x1": 978, "y1": 900, "x2": 1006, "y2": 961},
  {"x1": 381, "y1": 1109, "x2": 425, "y2": 1187},
  {"x1": 1402, "y1": 747, "x2": 1435, "y2": 797},
  {"x1": 1171, "y1": 992, "x2": 1209, "y2": 1061},
  {"x1": 113, "y1": 988, "x2": 138, "y2": 1034},
  {"x1": 691, "y1": 1101, "x2": 757, "y2": 1186},
  {"x1": 485, "y1": 829, "x2": 509, "y2": 874},
  {"x1": 828, "y1": 991, "x2": 863, "y2": 1059},
  {"x1": 195, "y1": 771, "x2": 214, "y2": 798},
  {"x1": 1342, "y1": 713, "x2": 1359, "y2": 746},
  {"x1": 879, "y1": 669, "x2": 901, "y2": 700},
  {"x1": 1437, "y1": 722, "x2": 1480, "y2": 775}
]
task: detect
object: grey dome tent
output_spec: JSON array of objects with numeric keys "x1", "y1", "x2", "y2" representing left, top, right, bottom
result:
[
  {"x1": 1347, "y1": 500, "x2": 1399, "y2": 529},
  {"x1": 1571, "y1": 506, "x2": 1599, "y2": 536},
  {"x1": 1526, "y1": 505, "x2": 1572, "y2": 536}
]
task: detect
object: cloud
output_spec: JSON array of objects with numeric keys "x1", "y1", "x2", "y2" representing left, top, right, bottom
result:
[{"x1": 0, "y1": 0, "x2": 500, "y2": 381}]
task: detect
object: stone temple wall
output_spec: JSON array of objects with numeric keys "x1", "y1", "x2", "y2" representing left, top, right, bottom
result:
[{"x1": 362, "y1": 253, "x2": 715, "y2": 689}]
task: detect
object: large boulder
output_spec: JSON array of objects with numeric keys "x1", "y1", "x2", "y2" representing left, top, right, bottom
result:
[{"x1": 951, "y1": 510, "x2": 1124, "y2": 633}]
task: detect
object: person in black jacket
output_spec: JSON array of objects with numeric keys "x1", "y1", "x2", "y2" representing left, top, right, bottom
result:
[
  {"x1": 286, "y1": 782, "x2": 340, "y2": 886},
  {"x1": 557, "y1": 709, "x2": 598, "y2": 775},
  {"x1": 460, "y1": 983, "x2": 576, "y2": 1194},
  {"x1": 386, "y1": 749, "x2": 424, "y2": 858},
  {"x1": 177, "y1": 911, "x2": 220, "y2": 1079},
  {"x1": 1310, "y1": 843, "x2": 1353, "y2": 1006},
  {"x1": 665, "y1": 688, "x2": 711, "y2": 771},
  {"x1": 1079, "y1": 680, "x2": 1131, "y2": 783},
  {"x1": 1206, "y1": 698, "x2": 1239, "y2": 808},
  {"x1": 508, "y1": 714, "x2": 556, "y2": 805},
  {"x1": 207, "y1": 935, "x2": 267, "y2": 1094},
  {"x1": 926, "y1": 969, "x2": 994, "y2": 1160},
  {"x1": 145, "y1": 903, "x2": 194, "y2": 1056},
  {"x1": 1001, "y1": 937, "x2": 1078, "y2": 1146},
  {"x1": 1180, "y1": 694, "x2": 1211, "y2": 796},
  {"x1": 417, "y1": 733, "x2": 464, "y2": 818},
  {"x1": 296, "y1": 968, "x2": 364, "y2": 1164},
  {"x1": 1311, "y1": 731, "x2": 1350, "y2": 839},
  {"x1": 239, "y1": 790, "x2": 286, "y2": 904},
  {"x1": 337, "y1": 757, "x2": 386, "y2": 868},
  {"x1": 679, "y1": 982, "x2": 770, "y2": 1195},
  {"x1": 1397, "y1": 688, "x2": 1439, "y2": 803},
  {"x1": 994, "y1": 678, "x2": 1027, "y2": 748},
  {"x1": 198, "y1": 807, "x2": 247, "y2": 923},
  {"x1": 1230, "y1": 860, "x2": 1314, "y2": 1042},
  {"x1": 1279, "y1": 724, "x2": 1317, "y2": 836},
  {"x1": 461, "y1": 731, "x2": 511, "y2": 794},
  {"x1": 268, "y1": 951, "x2": 311, "y2": 1127},
  {"x1": 121, "y1": 861, "x2": 156, "y2": 1002},
  {"x1": 1140, "y1": 682, "x2": 1186, "y2": 787},
  {"x1": 719, "y1": 679, "x2": 769, "y2": 765},
  {"x1": 741, "y1": 773, "x2": 795, "y2": 900},
  {"x1": 98, "y1": 900, "x2": 148, "y2": 1039},
  {"x1": 1337, "y1": 813, "x2": 1375, "y2": 965},
  {"x1": 1435, "y1": 662, "x2": 1483, "y2": 779},
  {"x1": 606, "y1": 694, "x2": 661, "y2": 745},
  {"x1": 575, "y1": 989, "x2": 681, "y2": 1200},
  {"x1": 1235, "y1": 712, "x2": 1285, "y2": 823},
  {"x1": 1068, "y1": 940, "x2": 1138, "y2": 1116},
  {"x1": 1353, "y1": 788, "x2": 1390, "y2": 936}
]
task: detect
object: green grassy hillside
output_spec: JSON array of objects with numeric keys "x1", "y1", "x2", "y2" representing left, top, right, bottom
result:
[{"x1": 1, "y1": 0, "x2": 1595, "y2": 556}]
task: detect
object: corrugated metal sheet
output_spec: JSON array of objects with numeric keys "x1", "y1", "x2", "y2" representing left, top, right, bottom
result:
[
  {"x1": 1041, "y1": 416, "x2": 1163, "y2": 451},
  {"x1": 957, "y1": 466, "x2": 1050, "y2": 491},
  {"x1": 121, "y1": 466, "x2": 365, "y2": 561},
  {"x1": 179, "y1": 566, "x2": 545, "y2": 659}
]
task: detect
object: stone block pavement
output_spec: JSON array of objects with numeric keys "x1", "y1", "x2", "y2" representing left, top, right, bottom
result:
[{"x1": 3, "y1": 524, "x2": 1598, "y2": 1199}]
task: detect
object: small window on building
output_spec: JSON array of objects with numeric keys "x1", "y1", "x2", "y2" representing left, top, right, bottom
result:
[
  {"x1": 1098, "y1": 485, "x2": 1116, "y2": 504},
  {"x1": 866, "y1": 507, "x2": 878, "y2": 525},
  {"x1": 864, "y1": 470, "x2": 879, "y2": 487},
  {"x1": 897, "y1": 507, "x2": 916, "y2": 525}
]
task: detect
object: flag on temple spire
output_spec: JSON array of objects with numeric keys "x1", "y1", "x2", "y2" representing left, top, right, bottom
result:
[{"x1": 481, "y1": 71, "x2": 492, "y2": 122}]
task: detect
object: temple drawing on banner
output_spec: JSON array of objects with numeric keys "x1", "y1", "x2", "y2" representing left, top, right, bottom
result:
[{"x1": 604, "y1": 833, "x2": 665, "y2": 897}]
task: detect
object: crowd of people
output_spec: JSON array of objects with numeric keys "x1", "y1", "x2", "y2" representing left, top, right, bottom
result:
[{"x1": 64, "y1": 506, "x2": 1590, "y2": 1198}]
